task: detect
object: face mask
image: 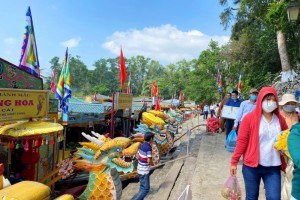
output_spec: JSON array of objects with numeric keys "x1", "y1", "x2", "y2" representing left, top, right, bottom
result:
[
  {"x1": 231, "y1": 97, "x2": 237, "y2": 100},
  {"x1": 282, "y1": 105, "x2": 296, "y2": 113},
  {"x1": 262, "y1": 101, "x2": 277, "y2": 113},
  {"x1": 250, "y1": 95, "x2": 257, "y2": 101}
]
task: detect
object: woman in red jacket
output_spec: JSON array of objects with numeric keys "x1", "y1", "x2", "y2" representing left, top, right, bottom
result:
[{"x1": 230, "y1": 87, "x2": 288, "y2": 200}]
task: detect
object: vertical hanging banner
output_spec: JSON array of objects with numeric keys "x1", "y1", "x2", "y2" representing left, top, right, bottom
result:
[
  {"x1": 19, "y1": 7, "x2": 40, "y2": 78},
  {"x1": 0, "y1": 89, "x2": 48, "y2": 122}
]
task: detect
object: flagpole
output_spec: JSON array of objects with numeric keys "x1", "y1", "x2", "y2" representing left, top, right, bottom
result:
[
  {"x1": 62, "y1": 126, "x2": 67, "y2": 159},
  {"x1": 128, "y1": 107, "x2": 131, "y2": 137},
  {"x1": 110, "y1": 92, "x2": 115, "y2": 138}
]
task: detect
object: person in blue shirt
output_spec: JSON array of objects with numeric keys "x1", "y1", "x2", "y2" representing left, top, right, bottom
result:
[
  {"x1": 233, "y1": 88, "x2": 258, "y2": 130},
  {"x1": 225, "y1": 90, "x2": 242, "y2": 139},
  {"x1": 203, "y1": 104, "x2": 209, "y2": 120}
]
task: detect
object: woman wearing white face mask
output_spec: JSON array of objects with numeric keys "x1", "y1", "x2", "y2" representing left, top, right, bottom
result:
[
  {"x1": 279, "y1": 93, "x2": 299, "y2": 129},
  {"x1": 230, "y1": 87, "x2": 288, "y2": 200},
  {"x1": 279, "y1": 94, "x2": 299, "y2": 200}
]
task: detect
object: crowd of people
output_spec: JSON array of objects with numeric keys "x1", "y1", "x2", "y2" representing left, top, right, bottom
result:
[
  {"x1": 209, "y1": 86, "x2": 300, "y2": 200},
  {"x1": 132, "y1": 86, "x2": 300, "y2": 200},
  {"x1": 198, "y1": 86, "x2": 300, "y2": 199}
]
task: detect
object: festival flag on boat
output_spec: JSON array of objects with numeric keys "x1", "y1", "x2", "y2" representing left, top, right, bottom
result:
[
  {"x1": 55, "y1": 53, "x2": 66, "y2": 108},
  {"x1": 119, "y1": 48, "x2": 127, "y2": 89},
  {"x1": 63, "y1": 49, "x2": 72, "y2": 108},
  {"x1": 50, "y1": 68, "x2": 57, "y2": 94},
  {"x1": 56, "y1": 48, "x2": 71, "y2": 113},
  {"x1": 155, "y1": 98, "x2": 160, "y2": 111},
  {"x1": 216, "y1": 71, "x2": 222, "y2": 92},
  {"x1": 151, "y1": 81, "x2": 158, "y2": 97},
  {"x1": 179, "y1": 91, "x2": 184, "y2": 101},
  {"x1": 127, "y1": 72, "x2": 132, "y2": 94},
  {"x1": 19, "y1": 7, "x2": 40, "y2": 77},
  {"x1": 237, "y1": 73, "x2": 242, "y2": 93}
]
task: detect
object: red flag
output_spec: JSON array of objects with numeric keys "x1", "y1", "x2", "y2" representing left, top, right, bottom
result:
[
  {"x1": 151, "y1": 81, "x2": 158, "y2": 97},
  {"x1": 238, "y1": 73, "x2": 242, "y2": 93},
  {"x1": 126, "y1": 85, "x2": 131, "y2": 94},
  {"x1": 151, "y1": 81, "x2": 155, "y2": 96},
  {"x1": 119, "y1": 48, "x2": 127, "y2": 88},
  {"x1": 155, "y1": 99, "x2": 160, "y2": 111},
  {"x1": 50, "y1": 68, "x2": 57, "y2": 94},
  {"x1": 179, "y1": 91, "x2": 184, "y2": 100}
]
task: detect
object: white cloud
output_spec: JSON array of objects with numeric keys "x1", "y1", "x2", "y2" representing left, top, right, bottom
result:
[
  {"x1": 102, "y1": 24, "x2": 230, "y2": 63},
  {"x1": 61, "y1": 37, "x2": 81, "y2": 48},
  {"x1": 3, "y1": 37, "x2": 17, "y2": 45}
]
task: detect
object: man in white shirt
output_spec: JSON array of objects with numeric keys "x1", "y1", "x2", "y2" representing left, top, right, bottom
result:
[
  {"x1": 203, "y1": 104, "x2": 209, "y2": 120},
  {"x1": 233, "y1": 88, "x2": 259, "y2": 131},
  {"x1": 210, "y1": 104, "x2": 216, "y2": 118}
]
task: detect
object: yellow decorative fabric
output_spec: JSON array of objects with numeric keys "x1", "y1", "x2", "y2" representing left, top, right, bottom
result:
[
  {"x1": 0, "y1": 122, "x2": 63, "y2": 137},
  {"x1": 54, "y1": 194, "x2": 74, "y2": 200},
  {"x1": 0, "y1": 181, "x2": 50, "y2": 200},
  {"x1": 274, "y1": 129, "x2": 291, "y2": 159}
]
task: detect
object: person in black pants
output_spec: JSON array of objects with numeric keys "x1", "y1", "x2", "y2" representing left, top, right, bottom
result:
[{"x1": 203, "y1": 104, "x2": 209, "y2": 120}]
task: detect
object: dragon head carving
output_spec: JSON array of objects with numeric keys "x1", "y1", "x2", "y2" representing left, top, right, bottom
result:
[{"x1": 74, "y1": 132, "x2": 134, "y2": 174}]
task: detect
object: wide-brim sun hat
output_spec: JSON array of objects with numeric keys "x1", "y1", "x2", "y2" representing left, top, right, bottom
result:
[
  {"x1": 279, "y1": 94, "x2": 299, "y2": 106},
  {"x1": 249, "y1": 88, "x2": 258, "y2": 94}
]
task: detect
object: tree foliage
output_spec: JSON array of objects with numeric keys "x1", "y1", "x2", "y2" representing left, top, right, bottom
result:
[{"x1": 43, "y1": 0, "x2": 300, "y2": 104}]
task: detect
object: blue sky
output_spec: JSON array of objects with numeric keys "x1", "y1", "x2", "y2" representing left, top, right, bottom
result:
[{"x1": 0, "y1": 0, "x2": 230, "y2": 77}]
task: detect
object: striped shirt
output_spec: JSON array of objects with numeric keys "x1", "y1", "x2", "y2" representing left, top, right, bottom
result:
[{"x1": 137, "y1": 142, "x2": 152, "y2": 175}]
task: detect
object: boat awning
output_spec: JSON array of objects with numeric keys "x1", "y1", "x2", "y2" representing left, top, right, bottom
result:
[
  {"x1": 68, "y1": 103, "x2": 105, "y2": 114},
  {"x1": 0, "y1": 121, "x2": 63, "y2": 137}
]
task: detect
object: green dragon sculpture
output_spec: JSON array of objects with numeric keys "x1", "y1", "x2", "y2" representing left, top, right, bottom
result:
[{"x1": 74, "y1": 133, "x2": 136, "y2": 200}]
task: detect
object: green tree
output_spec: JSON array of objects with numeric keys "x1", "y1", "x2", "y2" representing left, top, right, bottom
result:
[
  {"x1": 219, "y1": 0, "x2": 299, "y2": 76},
  {"x1": 93, "y1": 84, "x2": 110, "y2": 95},
  {"x1": 69, "y1": 56, "x2": 89, "y2": 92}
]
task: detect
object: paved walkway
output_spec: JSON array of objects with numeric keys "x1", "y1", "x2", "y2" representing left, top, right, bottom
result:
[
  {"x1": 183, "y1": 116, "x2": 265, "y2": 199},
  {"x1": 122, "y1": 116, "x2": 268, "y2": 199}
]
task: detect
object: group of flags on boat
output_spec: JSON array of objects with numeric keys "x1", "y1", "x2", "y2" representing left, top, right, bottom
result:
[
  {"x1": 18, "y1": 7, "x2": 71, "y2": 115},
  {"x1": 17, "y1": 7, "x2": 244, "y2": 116}
]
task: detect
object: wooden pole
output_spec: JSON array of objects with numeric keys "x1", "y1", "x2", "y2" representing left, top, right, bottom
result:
[
  {"x1": 128, "y1": 108, "x2": 131, "y2": 137},
  {"x1": 151, "y1": 155, "x2": 189, "y2": 169},
  {"x1": 62, "y1": 127, "x2": 67, "y2": 160},
  {"x1": 120, "y1": 155, "x2": 189, "y2": 179}
]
